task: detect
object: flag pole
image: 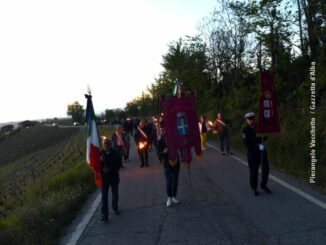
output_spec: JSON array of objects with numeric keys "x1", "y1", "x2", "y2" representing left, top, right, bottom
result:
[{"x1": 261, "y1": 136, "x2": 264, "y2": 171}]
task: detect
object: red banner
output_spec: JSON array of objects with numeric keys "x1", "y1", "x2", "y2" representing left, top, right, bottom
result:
[
  {"x1": 256, "y1": 71, "x2": 281, "y2": 135},
  {"x1": 160, "y1": 92, "x2": 202, "y2": 163}
]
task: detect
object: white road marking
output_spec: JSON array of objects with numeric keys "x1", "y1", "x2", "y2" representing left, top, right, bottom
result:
[
  {"x1": 65, "y1": 192, "x2": 101, "y2": 245},
  {"x1": 207, "y1": 143, "x2": 326, "y2": 211}
]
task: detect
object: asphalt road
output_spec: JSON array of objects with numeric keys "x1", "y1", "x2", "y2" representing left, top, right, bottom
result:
[{"x1": 61, "y1": 141, "x2": 326, "y2": 245}]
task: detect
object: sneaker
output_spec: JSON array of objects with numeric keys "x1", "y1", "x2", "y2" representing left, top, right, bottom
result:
[
  {"x1": 166, "y1": 197, "x2": 172, "y2": 207},
  {"x1": 222, "y1": 152, "x2": 226, "y2": 155},
  {"x1": 172, "y1": 197, "x2": 180, "y2": 204}
]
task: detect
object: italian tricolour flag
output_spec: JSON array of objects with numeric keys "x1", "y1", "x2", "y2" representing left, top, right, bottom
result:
[{"x1": 85, "y1": 94, "x2": 102, "y2": 187}]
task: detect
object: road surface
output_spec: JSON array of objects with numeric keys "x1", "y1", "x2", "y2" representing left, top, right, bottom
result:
[{"x1": 60, "y1": 141, "x2": 326, "y2": 245}]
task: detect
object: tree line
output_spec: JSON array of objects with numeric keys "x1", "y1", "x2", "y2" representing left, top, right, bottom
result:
[
  {"x1": 124, "y1": 0, "x2": 326, "y2": 187},
  {"x1": 67, "y1": 0, "x2": 325, "y2": 187}
]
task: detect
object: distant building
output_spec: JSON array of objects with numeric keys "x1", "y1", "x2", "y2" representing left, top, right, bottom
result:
[
  {"x1": 19, "y1": 120, "x2": 37, "y2": 128},
  {"x1": 1, "y1": 124, "x2": 14, "y2": 134}
]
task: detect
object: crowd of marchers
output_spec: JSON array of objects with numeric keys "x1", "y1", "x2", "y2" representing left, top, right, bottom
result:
[{"x1": 99, "y1": 112, "x2": 272, "y2": 222}]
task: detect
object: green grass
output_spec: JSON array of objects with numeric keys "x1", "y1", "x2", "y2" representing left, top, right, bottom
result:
[{"x1": 0, "y1": 125, "x2": 115, "y2": 245}]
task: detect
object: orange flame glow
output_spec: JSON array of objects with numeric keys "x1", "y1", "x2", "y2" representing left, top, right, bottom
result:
[{"x1": 139, "y1": 142, "x2": 147, "y2": 149}]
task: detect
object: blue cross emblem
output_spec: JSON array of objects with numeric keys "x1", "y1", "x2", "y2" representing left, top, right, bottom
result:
[{"x1": 177, "y1": 117, "x2": 189, "y2": 135}]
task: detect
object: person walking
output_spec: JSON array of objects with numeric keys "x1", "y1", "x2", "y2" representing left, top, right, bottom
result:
[
  {"x1": 100, "y1": 138, "x2": 122, "y2": 221},
  {"x1": 134, "y1": 120, "x2": 150, "y2": 167},
  {"x1": 242, "y1": 112, "x2": 272, "y2": 196},
  {"x1": 198, "y1": 115, "x2": 210, "y2": 150},
  {"x1": 122, "y1": 130, "x2": 131, "y2": 162},
  {"x1": 214, "y1": 112, "x2": 231, "y2": 155},
  {"x1": 158, "y1": 127, "x2": 181, "y2": 207},
  {"x1": 111, "y1": 125, "x2": 126, "y2": 168}
]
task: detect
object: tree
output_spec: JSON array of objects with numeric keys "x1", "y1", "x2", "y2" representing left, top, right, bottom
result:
[
  {"x1": 199, "y1": 1, "x2": 248, "y2": 97},
  {"x1": 229, "y1": 0, "x2": 295, "y2": 72},
  {"x1": 160, "y1": 37, "x2": 212, "y2": 113},
  {"x1": 67, "y1": 101, "x2": 84, "y2": 123},
  {"x1": 301, "y1": 0, "x2": 326, "y2": 58}
]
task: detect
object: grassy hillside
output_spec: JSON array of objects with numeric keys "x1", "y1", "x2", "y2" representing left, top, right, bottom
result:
[
  {"x1": 0, "y1": 125, "x2": 114, "y2": 245},
  {"x1": 0, "y1": 126, "x2": 79, "y2": 166}
]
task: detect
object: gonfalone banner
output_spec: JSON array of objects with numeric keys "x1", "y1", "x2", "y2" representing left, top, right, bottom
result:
[
  {"x1": 160, "y1": 92, "x2": 202, "y2": 164},
  {"x1": 256, "y1": 71, "x2": 281, "y2": 135}
]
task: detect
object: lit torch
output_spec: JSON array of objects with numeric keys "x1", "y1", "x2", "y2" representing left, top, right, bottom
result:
[
  {"x1": 138, "y1": 142, "x2": 147, "y2": 149},
  {"x1": 208, "y1": 121, "x2": 214, "y2": 127}
]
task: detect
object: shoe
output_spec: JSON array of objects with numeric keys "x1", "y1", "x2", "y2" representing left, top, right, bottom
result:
[
  {"x1": 261, "y1": 185, "x2": 272, "y2": 194},
  {"x1": 253, "y1": 189, "x2": 259, "y2": 196},
  {"x1": 222, "y1": 152, "x2": 226, "y2": 155},
  {"x1": 140, "y1": 164, "x2": 144, "y2": 168},
  {"x1": 172, "y1": 197, "x2": 180, "y2": 204},
  {"x1": 100, "y1": 216, "x2": 108, "y2": 221},
  {"x1": 145, "y1": 164, "x2": 149, "y2": 167},
  {"x1": 166, "y1": 197, "x2": 172, "y2": 207},
  {"x1": 114, "y1": 209, "x2": 120, "y2": 215},
  {"x1": 202, "y1": 147, "x2": 206, "y2": 151}
]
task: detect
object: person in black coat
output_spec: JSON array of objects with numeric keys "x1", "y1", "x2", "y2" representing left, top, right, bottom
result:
[
  {"x1": 100, "y1": 138, "x2": 122, "y2": 221},
  {"x1": 242, "y1": 112, "x2": 272, "y2": 196},
  {"x1": 134, "y1": 119, "x2": 150, "y2": 167},
  {"x1": 157, "y1": 127, "x2": 181, "y2": 207}
]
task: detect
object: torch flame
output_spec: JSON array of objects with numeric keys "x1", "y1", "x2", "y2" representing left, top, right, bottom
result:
[
  {"x1": 139, "y1": 142, "x2": 147, "y2": 149},
  {"x1": 208, "y1": 121, "x2": 214, "y2": 127}
]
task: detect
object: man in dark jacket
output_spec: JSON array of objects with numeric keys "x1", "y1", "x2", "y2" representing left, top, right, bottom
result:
[
  {"x1": 242, "y1": 112, "x2": 272, "y2": 196},
  {"x1": 100, "y1": 138, "x2": 122, "y2": 221}
]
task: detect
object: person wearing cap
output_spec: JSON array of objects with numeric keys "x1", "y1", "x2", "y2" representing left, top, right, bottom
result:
[
  {"x1": 157, "y1": 127, "x2": 181, "y2": 207},
  {"x1": 100, "y1": 138, "x2": 122, "y2": 221},
  {"x1": 242, "y1": 112, "x2": 272, "y2": 196}
]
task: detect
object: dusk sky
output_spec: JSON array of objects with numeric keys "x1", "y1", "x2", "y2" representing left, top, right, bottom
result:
[{"x1": 0, "y1": 0, "x2": 217, "y2": 123}]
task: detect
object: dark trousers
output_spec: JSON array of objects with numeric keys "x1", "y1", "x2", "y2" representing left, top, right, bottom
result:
[
  {"x1": 124, "y1": 147, "x2": 130, "y2": 160},
  {"x1": 154, "y1": 143, "x2": 163, "y2": 163},
  {"x1": 116, "y1": 146, "x2": 124, "y2": 162},
  {"x1": 138, "y1": 149, "x2": 148, "y2": 166},
  {"x1": 101, "y1": 177, "x2": 119, "y2": 217},
  {"x1": 219, "y1": 132, "x2": 230, "y2": 153},
  {"x1": 164, "y1": 164, "x2": 180, "y2": 197},
  {"x1": 247, "y1": 152, "x2": 269, "y2": 190}
]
